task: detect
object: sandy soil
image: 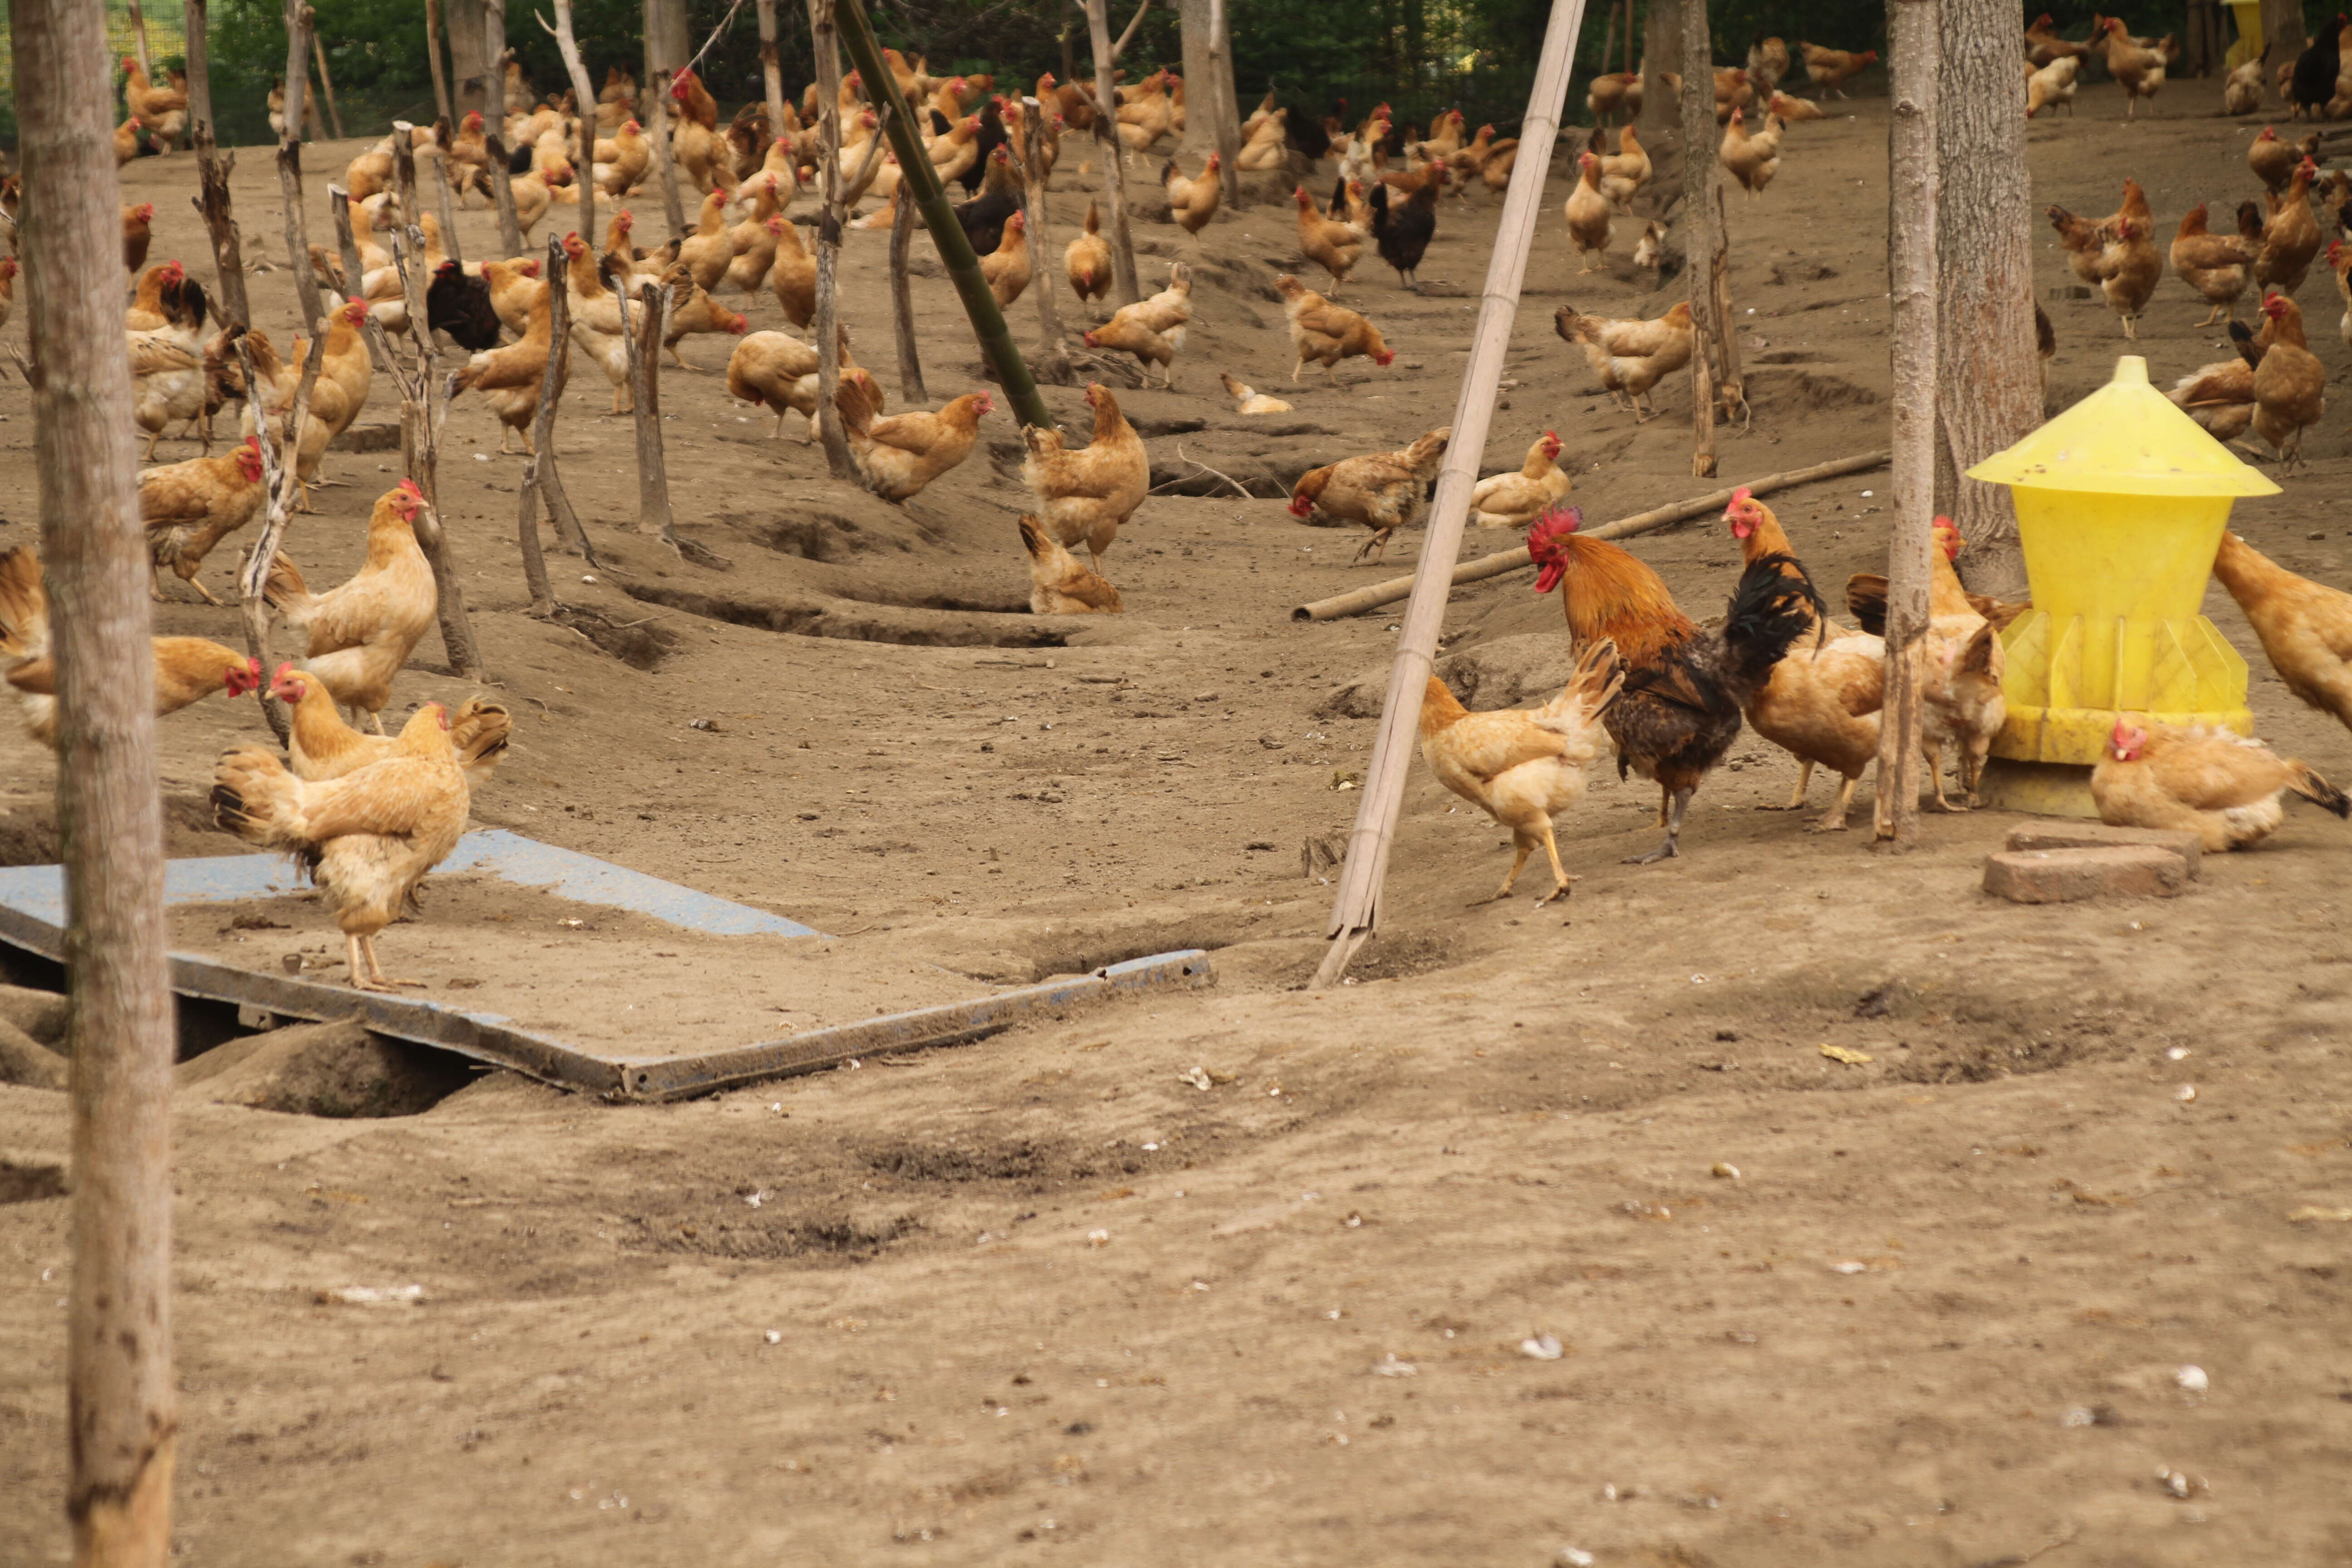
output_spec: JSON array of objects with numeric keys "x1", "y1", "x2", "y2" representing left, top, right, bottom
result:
[{"x1": 4, "y1": 76, "x2": 2352, "y2": 1567}]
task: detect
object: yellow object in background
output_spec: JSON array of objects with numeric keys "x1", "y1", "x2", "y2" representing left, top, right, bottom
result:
[
  {"x1": 2226, "y1": 0, "x2": 2264, "y2": 71},
  {"x1": 1966, "y1": 357, "x2": 2277, "y2": 809}
]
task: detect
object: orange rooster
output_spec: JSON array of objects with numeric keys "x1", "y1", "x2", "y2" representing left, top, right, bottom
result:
[
  {"x1": 1021, "y1": 384, "x2": 1150, "y2": 571},
  {"x1": 262, "y1": 480, "x2": 440, "y2": 731},
  {"x1": 0, "y1": 547, "x2": 261, "y2": 747},
  {"x1": 211, "y1": 704, "x2": 470, "y2": 991},
  {"x1": 1288, "y1": 427, "x2": 1450, "y2": 564},
  {"x1": 834, "y1": 379, "x2": 992, "y2": 504},
  {"x1": 269, "y1": 664, "x2": 510, "y2": 788},
  {"x1": 140, "y1": 436, "x2": 267, "y2": 603},
  {"x1": 1019, "y1": 517, "x2": 1123, "y2": 615},
  {"x1": 2092, "y1": 715, "x2": 2347, "y2": 851},
  {"x1": 2212, "y1": 530, "x2": 2352, "y2": 733},
  {"x1": 1275, "y1": 273, "x2": 1392, "y2": 383},
  {"x1": 1525, "y1": 505, "x2": 1822, "y2": 863},
  {"x1": 1419, "y1": 638, "x2": 1625, "y2": 904}
]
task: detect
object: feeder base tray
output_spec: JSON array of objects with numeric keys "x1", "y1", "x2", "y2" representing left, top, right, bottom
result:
[{"x1": 1976, "y1": 758, "x2": 2098, "y2": 819}]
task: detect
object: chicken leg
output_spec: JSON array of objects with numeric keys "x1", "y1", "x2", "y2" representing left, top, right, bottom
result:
[
  {"x1": 1471, "y1": 820, "x2": 1575, "y2": 906},
  {"x1": 1769, "y1": 760, "x2": 1817, "y2": 810},
  {"x1": 348, "y1": 933, "x2": 424, "y2": 992},
  {"x1": 1625, "y1": 785, "x2": 1693, "y2": 864}
]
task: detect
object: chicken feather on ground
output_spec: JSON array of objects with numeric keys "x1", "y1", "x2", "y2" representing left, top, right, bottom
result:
[
  {"x1": 1469, "y1": 431, "x2": 1570, "y2": 530},
  {"x1": 270, "y1": 664, "x2": 510, "y2": 788},
  {"x1": 1019, "y1": 516, "x2": 1123, "y2": 614},
  {"x1": 1021, "y1": 383, "x2": 1150, "y2": 569},
  {"x1": 1274, "y1": 273, "x2": 1392, "y2": 383},
  {"x1": 2093, "y1": 715, "x2": 2347, "y2": 851},
  {"x1": 1418, "y1": 637, "x2": 1626, "y2": 905},
  {"x1": 1724, "y1": 490, "x2": 1885, "y2": 830},
  {"x1": 211, "y1": 704, "x2": 469, "y2": 992},
  {"x1": 1289, "y1": 427, "x2": 1450, "y2": 564},
  {"x1": 140, "y1": 436, "x2": 265, "y2": 603},
  {"x1": 0, "y1": 546, "x2": 262, "y2": 747},
  {"x1": 1085, "y1": 263, "x2": 1191, "y2": 387},
  {"x1": 1526, "y1": 505, "x2": 1822, "y2": 864},
  {"x1": 262, "y1": 480, "x2": 440, "y2": 731},
  {"x1": 2211, "y1": 529, "x2": 2352, "y2": 734},
  {"x1": 1553, "y1": 300, "x2": 1693, "y2": 422},
  {"x1": 835, "y1": 377, "x2": 991, "y2": 504}
]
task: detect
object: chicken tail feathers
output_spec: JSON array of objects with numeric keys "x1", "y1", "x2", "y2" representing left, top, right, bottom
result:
[
  {"x1": 260, "y1": 551, "x2": 309, "y2": 618},
  {"x1": 449, "y1": 697, "x2": 512, "y2": 783},
  {"x1": 1723, "y1": 551, "x2": 1826, "y2": 677},
  {"x1": 210, "y1": 746, "x2": 306, "y2": 848},
  {"x1": 2288, "y1": 760, "x2": 2352, "y2": 818},
  {"x1": 1957, "y1": 619, "x2": 2001, "y2": 678},
  {"x1": 2230, "y1": 318, "x2": 2263, "y2": 370},
  {"x1": 0, "y1": 546, "x2": 49, "y2": 663},
  {"x1": 1541, "y1": 636, "x2": 1625, "y2": 729},
  {"x1": 833, "y1": 373, "x2": 877, "y2": 438}
]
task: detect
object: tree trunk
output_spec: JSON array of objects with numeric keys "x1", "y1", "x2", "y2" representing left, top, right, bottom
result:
[
  {"x1": 645, "y1": 0, "x2": 691, "y2": 82},
  {"x1": 641, "y1": 0, "x2": 688, "y2": 245},
  {"x1": 1678, "y1": 0, "x2": 1719, "y2": 477},
  {"x1": 1018, "y1": 103, "x2": 1074, "y2": 384},
  {"x1": 542, "y1": 0, "x2": 598, "y2": 254},
  {"x1": 1877, "y1": 0, "x2": 1940, "y2": 848},
  {"x1": 889, "y1": 180, "x2": 927, "y2": 402},
  {"x1": 1085, "y1": 0, "x2": 1142, "y2": 305},
  {"x1": 1640, "y1": 0, "x2": 1682, "y2": 141},
  {"x1": 486, "y1": 129, "x2": 525, "y2": 254},
  {"x1": 756, "y1": 0, "x2": 789, "y2": 154},
  {"x1": 187, "y1": 0, "x2": 253, "y2": 330},
  {"x1": 1931, "y1": 0, "x2": 2037, "y2": 600},
  {"x1": 531, "y1": 233, "x2": 596, "y2": 561},
  {"x1": 424, "y1": 0, "x2": 453, "y2": 122},
  {"x1": 447, "y1": 0, "x2": 490, "y2": 117},
  {"x1": 15, "y1": 0, "x2": 179, "y2": 1558},
  {"x1": 2260, "y1": 0, "x2": 2305, "y2": 76},
  {"x1": 1206, "y1": 0, "x2": 1240, "y2": 207},
  {"x1": 627, "y1": 279, "x2": 683, "y2": 552},
  {"x1": 1178, "y1": 0, "x2": 1215, "y2": 157},
  {"x1": 311, "y1": 34, "x2": 345, "y2": 138}
]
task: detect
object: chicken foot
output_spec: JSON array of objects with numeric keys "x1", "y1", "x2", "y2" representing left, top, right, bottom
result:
[
  {"x1": 1625, "y1": 785, "x2": 1692, "y2": 864},
  {"x1": 1813, "y1": 775, "x2": 1861, "y2": 832},
  {"x1": 1766, "y1": 760, "x2": 1817, "y2": 809},
  {"x1": 1925, "y1": 742, "x2": 1969, "y2": 812},
  {"x1": 1470, "y1": 824, "x2": 1575, "y2": 906},
  {"x1": 348, "y1": 933, "x2": 425, "y2": 993}
]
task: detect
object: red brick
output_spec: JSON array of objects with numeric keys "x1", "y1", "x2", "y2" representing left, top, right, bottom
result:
[
  {"x1": 1982, "y1": 846, "x2": 2191, "y2": 904},
  {"x1": 2004, "y1": 823, "x2": 2202, "y2": 878}
]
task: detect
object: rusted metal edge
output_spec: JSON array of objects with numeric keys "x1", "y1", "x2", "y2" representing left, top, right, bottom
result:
[
  {"x1": 604, "y1": 949, "x2": 1217, "y2": 1102},
  {"x1": 0, "y1": 902, "x2": 623, "y2": 1095}
]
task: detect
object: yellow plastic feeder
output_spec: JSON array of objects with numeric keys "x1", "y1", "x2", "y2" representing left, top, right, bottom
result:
[
  {"x1": 1965, "y1": 355, "x2": 2278, "y2": 817},
  {"x1": 2225, "y1": 0, "x2": 2264, "y2": 70}
]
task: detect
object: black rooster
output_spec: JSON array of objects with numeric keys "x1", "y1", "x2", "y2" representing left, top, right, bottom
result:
[
  {"x1": 953, "y1": 146, "x2": 1023, "y2": 256},
  {"x1": 1369, "y1": 174, "x2": 1441, "y2": 291},
  {"x1": 957, "y1": 98, "x2": 1009, "y2": 195},
  {"x1": 2292, "y1": 15, "x2": 2346, "y2": 118},
  {"x1": 426, "y1": 260, "x2": 503, "y2": 352}
]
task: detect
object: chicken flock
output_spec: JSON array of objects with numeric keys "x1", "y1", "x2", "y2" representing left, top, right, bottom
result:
[{"x1": 1, "y1": 26, "x2": 2349, "y2": 991}]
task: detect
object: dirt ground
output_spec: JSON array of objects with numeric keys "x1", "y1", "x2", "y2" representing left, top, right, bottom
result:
[{"x1": 4, "y1": 71, "x2": 2352, "y2": 1567}]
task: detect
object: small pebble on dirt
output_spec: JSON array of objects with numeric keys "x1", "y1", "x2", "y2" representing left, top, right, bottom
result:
[
  {"x1": 1519, "y1": 1334, "x2": 1564, "y2": 1361},
  {"x1": 763, "y1": 1329, "x2": 781, "y2": 1344},
  {"x1": 2174, "y1": 1084, "x2": 2198, "y2": 1102},
  {"x1": 1711, "y1": 1162, "x2": 1740, "y2": 1180},
  {"x1": 2176, "y1": 1364, "x2": 2209, "y2": 1393}
]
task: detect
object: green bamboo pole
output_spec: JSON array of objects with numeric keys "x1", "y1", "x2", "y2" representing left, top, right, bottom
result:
[{"x1": 834, "y1": 0, "x2": 1059, "y2": 436}]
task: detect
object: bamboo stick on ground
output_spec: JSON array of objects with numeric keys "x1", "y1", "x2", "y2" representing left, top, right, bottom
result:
[
  {"x1": 17, "y1": 1, "x2": 179, "y2": 1552},
  {"x1": 1289, "y1": 451, "x2": 1892, "y2": 622},
  {"x1": 1309, "y1": 0, "x2": 1588, "y2": 991}
]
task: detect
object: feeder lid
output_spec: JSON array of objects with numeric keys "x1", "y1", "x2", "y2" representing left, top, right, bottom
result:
[{"x1": 1965, "y1": 355, "x2": 2282, "y2": 498}]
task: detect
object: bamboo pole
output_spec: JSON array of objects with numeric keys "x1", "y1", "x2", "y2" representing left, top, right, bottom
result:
[
  {"x1": 312, "y1": 33, "x2": 346, "y2": 138},
  {"x1": 1310, "y1": 0, "x2": 1586, "y2": 990},
  {"x1": 425, "y1": 0, "x2": 453, "y2": 123},
  {"x1": 889, "y1": 182, "x2": 926, "y2": 402},
  {"x1": 1083, "y1": 0, "x2": 1142, "y2": 305},
  {"x1": 278, "y1": 2, "x2": 324, "y2": 333},
  {"x1": 1017, "y1": 98, "x2": 1073, "y2": 384},
  {"x1": 538, "y1": 0, "x2": 598, "y2": 260},
  {"x1": 16, "y1": 0, "x2": 178, "y2": 1556},
  {"x1": 835, "y1": 0, "x2": 1059, "y2": 435},
  {"x1": 1289, "y1": 451, "x2": 1893, "y2": 622},
  {"x1": 1876, "y1": 0, "x2": 1940, "y2": 848},
  {"x1": 186, "y1": 0, "x2": 252, "y2": 330},
  {"x1": 1678, "y1": 0, "x2": 1719, "y2": 478}
]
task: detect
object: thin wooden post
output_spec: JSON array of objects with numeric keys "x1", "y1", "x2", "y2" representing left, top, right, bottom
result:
[
  {"x1": 126, "y1": 0, "x2": 158, "y2": 77},
  {"x1": 835, "y1": 0, "x2": 1058, "y2": 434},
  {"x1": 186, "y1": 0, "x2": 252, "y2": 329},
  {"x1": 1709, "y1": 181, "x2": 1744, "y2": 424},
  {"x1": 889, "y1": 177, "x2": 927, "y2": 401},
  {"x1": 1083, "y1": 0, "x2": 1142, "y2": 305},
  {"x1": 1206, "y1": 0, "x2": 1240, "y2": 207},
  {"x1": 235, "y1": 327, "x2": 324, "y2": 743},
  {"x1": 279, "y1": 1, "x2": 324, "y2": 332},
  {"x1": 1876, "y1": 0, "x2": 1940, "y2": 848},
  {"x1": 1018, "y1": 98, "x2": 1073, "y2": 383},
  {"x1": 628, "y1": 277, "x2": 684, "y2": 551},
  {"x1": 527, "y1": 234, "x2": 598, "y2": 563},
  {"x1": 643, "y1": 0, "x2": 689, "y2": 242},
  {"x1": 808, "y1": 0, "x2": 857, "y2": 480},
  {"x1": 1623, "y1": 0, "x2": 1634, "y2": 75},
  {"x1": 328, "y1": 184, "x2": 365, "y2": 323},
  {"x1": 16, "y1": 0, "x2": 178, "y2": 1555},
  {"x1": 1679, "y1": 0, "x2": 1719, "y2": 478},
  {"x1": 539, "y1": 0, "x2": 598, "y2": 254},
  {"x1": 756, "y1": 0, "x2": 789, "y2": 146},
  {"x1": 425, "y1": 0, "x2": 454, "y2": 122},
  {"x1": 486, "y1": 128, "x2": 525, "y2": 253},
  {"x1": 428, "y1": 119, "x2": 467, "y2": 265},
  {"x1": 1312, "y1": 0, "x2": 1586, "y2": 989},
  {"x1": 312, "y1": 33, "x2": 345, "y2": 137}
]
